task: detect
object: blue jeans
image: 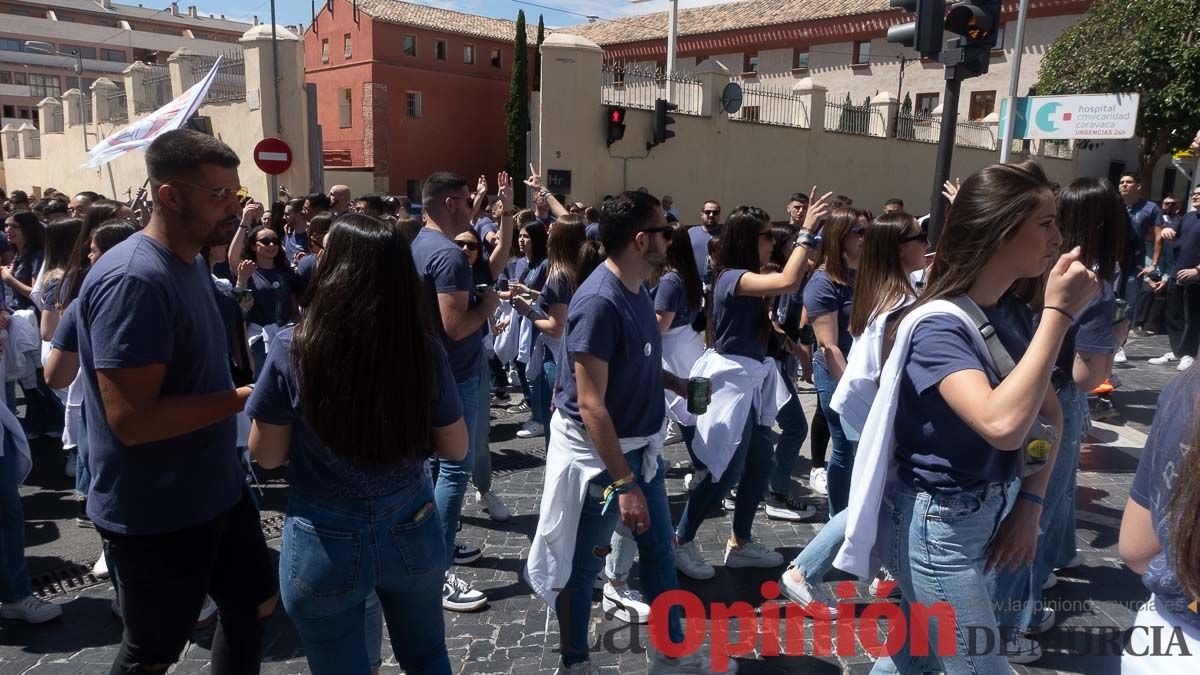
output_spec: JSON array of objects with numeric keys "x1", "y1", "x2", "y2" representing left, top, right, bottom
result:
[
  {"x1": 872, "y1": 481, "x2": 1016, "y2": 675},
  {"x1": 74, "y1": 411, "x2": 91, "y2": 496},
  {"x1": 788, "y1": 507, "x2": 848, "y2": 581},
  {"x1": 433, "y1": 374, "x2": 479, "y2": 568},
  {"x1": 993, "y1": 384, "x2": 1087, "y2": 631},
  {"x1": 769, "y1": 373, "x2": 809, "y2": 495},
  {"x1": 472, "y1": 360, "x2": 493, "y2": 495},
  {"x1": 281, "y1": 482, "x2": 450, "y2": 675},
  {"x1": 676, "y1": 408, "x2": 774, "y2": 543},
  {"x1": 0, "y1": 434, "x2": 31, "y2": 602},
  {"x1": 556, "y1": 445, "x2": 684, "y2": 665},
  {"x1": 814, "y1": 358, "x2": 856, "y2": 515}
]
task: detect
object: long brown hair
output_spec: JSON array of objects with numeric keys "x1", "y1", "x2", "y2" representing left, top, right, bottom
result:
[
  {"x1": 548, "y1": 215, "x2": 587, "y2": 288},
  {"x1": 849, "y1": 212, "x2": 917, "y2": 336},
  {"x1": 1056, "y1": 177, "x2": 1126, "y2": 284},
  {"x1": 901, "y1": 160, "x2": 1052, "y2": 325},
  {"x1": 1169, "y1": 366, "x2": 1200, "y2": 602},
  {"x1": 817, "y1": 207, "x2": 861, "y2": 286}
]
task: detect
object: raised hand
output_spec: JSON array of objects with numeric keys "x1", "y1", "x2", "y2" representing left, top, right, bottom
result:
[
  {"x1": 477, "y1": 174, "x2": 489, "y2": 197},
  {"x1": 236, "y1": 259, "x2": 257, "y2": 286},
  {"x1": 1045, "y1": 246, "x2": 1100, "y2": 319},
  {"x1": 497, "y1": 171, "x2": 514, "y2": 209},
  {"x1": 802, "y1": 186, "x2": 834, "y2": 232},
  {"x1": 942, "y1": 178, "x2": 961, "y2": 205},
  {"x1": 524, "y1": 163, "x2": 545, "y2": 191}
]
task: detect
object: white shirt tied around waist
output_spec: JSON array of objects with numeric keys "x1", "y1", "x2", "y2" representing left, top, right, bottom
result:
[
  {"x1": 831, "y1": 297, "x2": 914, "y2": 438},
  {"x1": 524, "y1": 410, "x2": 664, "y2": 608},
  {"x1": 833, "y1": 299, "x2": 996, "y2": 580},
  {"x1": 661, "y1": 324, "x2": 705, "y2": 427},
  {"x1": 687, "y1": 349, "x2": 790, "y2": 483}
]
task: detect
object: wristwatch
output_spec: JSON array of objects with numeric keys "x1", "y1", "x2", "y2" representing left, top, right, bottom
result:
[{"x1": 793, "y1": 230, "x2": 817, "y2": 249}]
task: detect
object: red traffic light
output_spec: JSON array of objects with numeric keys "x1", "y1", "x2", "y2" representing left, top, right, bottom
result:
[{"x1": 610, "y1": 108, "x2": 626, "y2": 124}]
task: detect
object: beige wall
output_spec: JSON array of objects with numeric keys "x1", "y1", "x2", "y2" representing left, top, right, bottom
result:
[
  {"x1": 1, "y1": 26, "x2": 311, "y2": 203},
  {"x1": 540, "y1": 35, "x2": 1089, "y2": 221}
]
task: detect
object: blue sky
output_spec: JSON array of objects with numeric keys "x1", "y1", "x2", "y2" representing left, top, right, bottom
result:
[{"x1": 194, "y1": 0, "x2": 741, "y2": 29}]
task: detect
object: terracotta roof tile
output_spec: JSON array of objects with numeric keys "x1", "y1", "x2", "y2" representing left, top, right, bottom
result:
[
  {"x1": 563, "y1": 0, "x2": 893, "y2": 46},
  {"x1": 354, "y1": 0, "x2": 538, "y2": 45}
]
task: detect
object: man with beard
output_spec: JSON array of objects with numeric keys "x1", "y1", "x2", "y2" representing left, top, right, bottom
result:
[
  {"x1": 75, "y1": 129, "x2": 277, "y2": 673},
  {"x1": 689, "y1": 199, "x2": 722, "y2": 284}
]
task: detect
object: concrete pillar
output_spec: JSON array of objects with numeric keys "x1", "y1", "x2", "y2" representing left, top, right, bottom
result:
[
  {"x1": 168, "y1": 48, "x2": 206, "y2": 97},
  {"x1": 871, "y1": 91, "x2": 898, "y2": 138},
  {"x1": 792, "y1": 77, "x2": 826, "y2": 132},
  {"x1": 17, "y1": 123, "x2": 38, "y2": 158},
  {"x1": 37, "y1": 97, "x2": 62, "y2": 133},
  {"x1": 62, "y1": 89, "x2": 84, "y2": 127},
  {"x1": 2, "y1": 124, "x2": 20, "y2": 160},
  {"x1": 239, "y1": 24, "x2": 309, "y2": 199},
  {"x1": 124, "y1": 61, "x2": 152, "y2": 119},
  {"x1": 538, "y1": 34, "x2": 604, "y2": 202},
  {"x1": 91, "y1": 77, "x2": 117, "y2": 122},
  {"x1": 694, "y1": 58, "x2": 731, "y2": 118}
]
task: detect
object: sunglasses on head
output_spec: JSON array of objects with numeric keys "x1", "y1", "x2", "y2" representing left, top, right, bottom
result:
[{"x1": 457, "y1": 240, "x2": 480, "y2": 251}]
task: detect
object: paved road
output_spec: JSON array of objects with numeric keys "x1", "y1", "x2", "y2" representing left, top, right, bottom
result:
[{"x1": 0, "y1": 334, "x2": 1185, "y2": 674}]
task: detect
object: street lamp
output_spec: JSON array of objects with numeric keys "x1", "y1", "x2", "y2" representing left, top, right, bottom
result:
[
  {"x1": 24, "y1": 40, "x2": 87, "y2": 151},
  {"x1": 629, "y1": 0, "x2": 678, "y2": 102}
]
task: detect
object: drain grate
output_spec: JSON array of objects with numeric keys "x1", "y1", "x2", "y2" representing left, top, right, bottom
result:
[{"x1": 31, "y1": 563, "x2": 102, "y2": 600}]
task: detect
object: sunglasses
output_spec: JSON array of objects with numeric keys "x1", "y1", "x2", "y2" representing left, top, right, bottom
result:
[
  {"x1": 703, "y1": 210, "x2": 721, "y2": 216},
  {"x1": 171, "y1": 179, "x2": 243, "y2": 202},
  {"x1": 640, "y1": 226, "x2": 672, "y2": 237},
  {"x1": 899, "y1": 231, "x2": 929, "y2": 245},
  {"x1": 457, "y1": 240, "x2": 480, "y2": 251},
  {"x1": 850, "y1": 226, "x2": 867, "y2": 236},
  {"x1": 257, "y1": 238, "x2": 280, "y2": 246}
]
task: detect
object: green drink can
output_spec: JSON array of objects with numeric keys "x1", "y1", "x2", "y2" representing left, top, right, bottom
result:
[
  {"x1": 1113, "y1": 299, "x2": 1128, "y2": 324},
  {"x1": 687, "y1": 377, "x2": 711, "y2": 415}
]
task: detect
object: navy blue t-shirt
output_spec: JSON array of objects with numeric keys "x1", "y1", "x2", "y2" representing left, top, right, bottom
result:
[
  {"x1": 652, "y1": 271, "x2": 698, "y2": 329},
  {"x1": 689, "y1": 226, "x2": 717, "y2": 284},
  {"x1": 1052, "y1": 281, "x2": 1116, "y2": 379},
  {"x1": 711, "y1": 269, "x2": 767, "y2": 360},
  {"x1": 246, "y1": 328, "x2": 462, "y2": 500},
  {"x1": 284, "y1": 229, "x2": 309, "y2": 265},
  {"x1": 1128, "y1": 199, "x2": 1163, "y2": 260},
  {"x1": 295, "y1": 253, "x2": 318, "y2": 299},
  {"x1": 52, "y1": 302, "x2": 78, "y2": 352},
  {"x1": 245, "y1": 265, "x2": 298, "y2": 327},
  {"x1": 410, "y1": 227, "x2": 482, "y2": 383},
  {"x1": 1130, "y1": 369, "x2": 1200, "y2": 631},
  {"x1": 556, "y1": 264, "x2": 664, "y2": 437},
  {"x1": 212, "y1": 260, "x2": 234, "y2": 284},
  {"x1": 1174, "y1": 211, "x2": 1200, "y2": 271},
  {"x1": 539, "y1": 271, "x2": 573, "y2": 365},
  {"x1": 803, "y1": 269, "x2": 855, "y2": 368},
  {"x1": 11, "y1": 249, "x2": 42, "y2": 311},
  {"x1": 475, "y1": 217, "x2": 498, "y2": 259},
  {"x1": 499, "y1": 256, "x2": 528, "y2": 284},
  {"x1": 585, "y1": 222, "x2": 600, "y2": 241},
  {"x1": 76, "y1": 233, "x2": 240, "y2": 535},
  {"x1": 893, "y1": 294, "x2": 1033, "y2": 492}
]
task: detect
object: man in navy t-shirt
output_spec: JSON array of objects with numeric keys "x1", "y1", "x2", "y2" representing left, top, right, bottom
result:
[
  {"x1": 541, "y1": 191, "x2": 704, "y2": 670},
  {"x1": 410, "y1": 171, "x2": 511, "y2": 612},
  {"x1": 689, "y1": 199, "x2": 722, "y2": 284},
  {"x1": 1118, "y1": 173, "x2": 1163, "y2": 333},
  {"x1": 1157, "y1": 187, "x2": 1200, "y2": 371},
  {"x1": 76, "y1": 130, "x2": 276, "y2": 673}
]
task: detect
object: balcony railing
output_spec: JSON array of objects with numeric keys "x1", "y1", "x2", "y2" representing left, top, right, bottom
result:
[{"x1": 601, "y1": 62, "x2": 704, "y2": 116}]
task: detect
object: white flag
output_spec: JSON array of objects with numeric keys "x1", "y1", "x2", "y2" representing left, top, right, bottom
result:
[{"x1": 81, "y1": 56, "x2": 223, "y2": 169}]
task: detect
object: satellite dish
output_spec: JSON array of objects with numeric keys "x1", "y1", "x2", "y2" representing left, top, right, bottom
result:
[{"x1": 721, "y1": 82, "x2": 743, "y2": 114}]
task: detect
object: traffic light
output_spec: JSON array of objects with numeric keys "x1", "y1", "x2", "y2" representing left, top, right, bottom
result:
[
  {"x1": 943, "y1": 0, "x2": 1002, "y2": 77},
  {"x1": 606, "y1": 106, "x2": 626, "y2": 147},
  {"x1": 886, "y1": 0, "x2": 946, "y2": 58},
  {"x1": 652, "y1": 98, "x2": 677, "y2": 147}
]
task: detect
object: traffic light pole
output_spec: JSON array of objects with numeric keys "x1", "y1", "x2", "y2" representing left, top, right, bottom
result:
[{"x1": 928, "y1": 76, "x2": 962, "y2": 249}]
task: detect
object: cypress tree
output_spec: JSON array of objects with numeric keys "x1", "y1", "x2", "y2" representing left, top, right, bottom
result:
[
  {"x1": 505, "y1": 10, "x2": 530, "y2": 205},
  {"x1": 534, "y1": 15, "x2": 545, "y2": 92}
]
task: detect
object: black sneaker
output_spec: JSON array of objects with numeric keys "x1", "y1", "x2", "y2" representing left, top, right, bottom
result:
[
  {"x1": 454, "y1": 542, "x2": 482, "y2": 565},
  {"x1": 764, "y1": 492, "x2": 819, "y2": 522},
  {"x1": 493, "y1": 389, "x2": 510, "y2": 402},
  {"x1": 76, "y1": 499, "x2": 93, "y2": 529},
  {"x1": 1089, "y1": 396, "x2": 1117, "y2": 421},
  {"x1": 443, "y1": 572, "x2": 487, "y2": 612}
]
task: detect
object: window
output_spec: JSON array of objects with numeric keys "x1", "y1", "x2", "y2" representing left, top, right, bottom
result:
[
  {"x1": 406, "y1": 91, "x2": 422, "y2": 118},
  {"x1": 792, "y1": 49, "x2": 809, "y2": 72},
  {"x1": 343, "y1": 33, "x2": 352, "y2": 59},
  {"x1": 853, "y1": 41, "x2": 871, "y2": 66},
  {"x1": 490, "y1": 48, "x2": 502, "y2": 68},
  {"x1": 60, "y1": 44, "x2": 98, "y2": 59},
  {"x1": 403, "y1": 35, "x2": 417, "y2": 56},
  {"x1": 28, "y1": 73, "x2": 61, "y2": 98},
  {"x1": 992, "y1": 24, "x2": 1006, "y2": 52},
  {"x1": 338, "y1": 87, "x2": 352, "y2": 128},
  {"x1": 464, "y1": 44, "x2": 475, "y2": 64},
  {"x1": 12, "y1": 72, "x2": 25, "y2": 86},
  {"x1": 2, "y1": 105, "x2": 12, "y2": 117},
  {"x1": 743, "y1": 53, "x2": 758, "y2": 75},
  {"x1": 405, "y1": 179, "x2": 421, "y2": 202},
  {"x1": 0, "y1": 39, "x2": 24, "y2": 52},
  {"x1": 0, "y1": 72, "x2": 9, "y2": 85},
  {"x1": 101, "y1": 48, "x2": 126, "y2": 62},
  {"x1": 915, "y1": 92, "x2": 940, "y2": 118},
  {"x1": 968, "y1": 90, "x2": 996, "y2": 120},
  {"x1": 435, "y1": 39, "x2": 446, "y2": 61},
  {"x1": 321, "y1": 38, "x2": 329, "y2": 63}
]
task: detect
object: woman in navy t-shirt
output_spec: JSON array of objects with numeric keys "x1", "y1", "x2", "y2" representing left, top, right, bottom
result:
[
  {"x1": 872, "y1": 160, "x2": 1098, "y2": 673},
  {"x1": 673, "y1": 195, "x2": 829, "y2": 581},
  {"x1": 508, "y1": 222, "x2": 549, "y2": 439},
  {"x1": 803, "y1": 207, "x2": 865, "y2": 515},
  {"x1": 652, "y1": 226, "x2": 705, "y2": 453},
  {"x1": 239, "y1": 225, "x2": 300, "y2": 375},
  {"x1": 247, "y1": 214, "x2": 466, "y2": 675}
]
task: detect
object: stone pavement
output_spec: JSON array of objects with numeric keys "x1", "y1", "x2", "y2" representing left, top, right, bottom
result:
[{"x1": 0, "y1": 333, "x2": 1187, "y2": 674}]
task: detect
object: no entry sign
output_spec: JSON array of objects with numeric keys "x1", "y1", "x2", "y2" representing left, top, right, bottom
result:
[{"x1": 253, "y1": 137, "x2": 293, "y2": 175}]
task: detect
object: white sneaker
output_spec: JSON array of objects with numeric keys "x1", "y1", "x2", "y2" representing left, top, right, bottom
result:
[
  {"x1": 64, "y1": 449, "x2": 76, "y2": 478},
  {"x1": 779, "y1": 568, "x2": 838, "y2": 619},
  {"x1": 724, "y1": 540, "x2": 784, "y2": 569},
  {"x1": 478, "y1": 490, "x2": 511, "y2": 522},
  {"x1": 1041, "y1": 572, "x2": 1057, "y2": 590},
  {"x1": 1177, "y1": 355, "x2": 1195, "y2": 371},
  {"x1": 0, "y1": 595, "x2": 62, "y2": 623},
  {"x1": 764, "y1": 493, "x2": 819, "y2": 522},
  {"x1": 673, "y1": 540, "x2": 715, "y2": 580},
  {"x1": 1004, "y1": 635, "x2": 1043, "y2": 664},
  {"x1": 602, "y1": 582, "x2": 650, "y2": 624},
  {"x1": 809, "y1": 467, "x2": 828, "y2": 496},
  {"x1": 683, "y1": 468, "x2": 707, "y2": 493},
  {"x1": 868, "y1": 569, "x2": 901, "y2": 598},
  {"x1": 1149, "y1": 351, "x2": 1177, "y2": 365},
  {"x1": 92, "y1": 551, "x2": 110, "y2": 580},
  {"x1": 1059, "y1": 551, "x2": 1085, "y2": 570},
  {"x1": 1113, "y1": 347, "x2": 1127, "y2": 364},
  {"x1": 196, "y1": 595, "x2": 218, "y2": 629},
  {"x1": 515, "y1": 420, "x2": 544, "y2": 438},
  {"x1": 442, "y1": 572, "x2": 487, "y2": 611},
  {"x1": 664, "y1": 420, "x2": 682, "y2": 445},
  {"x1": 649, "y1": 642, "x2": 739, "y2": 673}
]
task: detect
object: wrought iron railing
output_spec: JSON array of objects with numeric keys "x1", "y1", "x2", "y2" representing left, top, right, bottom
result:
[
  {"x1": 108, "y1": 88, "x2": 128, "y2": 123},
  {"x1": 825, "y1": 101, "x2": 885, "y2": 136},
  {"x1": 600, "y1": 62, "x2": 704, "y2": 116},
  {"x1": 729, "y1": 83, "x2": 809, "y2": 128},
  {"x1": 192, "y1": 51, "x2": 247, "y2": 103},
  {"x1": 140, "y1": 64, "x2": 171, "y2": 112},
  {"x1": 894, "y1": 112, "x2": 997, "y2": 150},
  {"x1": 1041, "y1": 139, "x2": 1074, "y2": 160}
]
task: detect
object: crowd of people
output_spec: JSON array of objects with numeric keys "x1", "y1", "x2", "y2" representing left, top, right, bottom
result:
[{"x1": 0, "y1": 128, "x2": 1196, "y2": 675}]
